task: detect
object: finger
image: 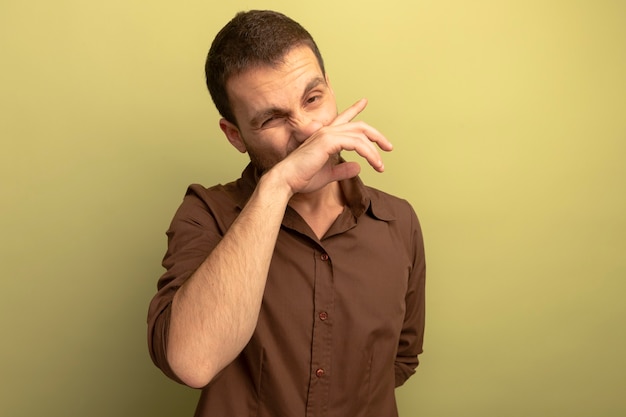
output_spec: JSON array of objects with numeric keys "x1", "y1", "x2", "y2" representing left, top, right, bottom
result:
[
  {"x1": 351, "y1": 121, "x2": 394, "y2": 152},
  {"x1": 328, "y1": 120, "x2": 393, "y2": 155},
  {"x1": 330, "y1": 102, "x2": 394, "y2": 152},
  {"x1": 330, "y1": 98, "x2": 368, "y2": 126},
  {"x1": 336, "y1": 131, "x2": 387, "y2": 172}
]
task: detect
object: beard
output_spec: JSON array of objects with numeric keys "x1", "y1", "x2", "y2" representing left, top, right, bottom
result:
[
  {"x1": 245, "y1": 138, "x2": 303, "y2": 174},
  {"x1": 247, "y1": 147, "x2": 341, "y2": 176},
  {"x1": 246, "y1": 148, "x2": 285, "y2": 174}
]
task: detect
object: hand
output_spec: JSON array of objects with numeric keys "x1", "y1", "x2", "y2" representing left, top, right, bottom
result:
[{"x1": 271, "y1": 98, "x2": 393, "y2": 195}]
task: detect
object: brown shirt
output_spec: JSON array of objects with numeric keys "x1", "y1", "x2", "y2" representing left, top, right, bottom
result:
[{"x1": 147, "y1": 164, "x2": 426, "y2": 417}]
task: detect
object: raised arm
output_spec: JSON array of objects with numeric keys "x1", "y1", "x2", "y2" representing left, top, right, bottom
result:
[
  {"x1": 166, "y1": 169, "x2": 292, "y2": 388},
  {"x1": 164, "y1": 99, "x2": 393, "y2": 388}
]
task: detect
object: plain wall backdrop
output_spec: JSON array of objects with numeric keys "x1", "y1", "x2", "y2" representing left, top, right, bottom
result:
[{"x1": 1, "y1": 1, "x2": 625, "y2": 416}]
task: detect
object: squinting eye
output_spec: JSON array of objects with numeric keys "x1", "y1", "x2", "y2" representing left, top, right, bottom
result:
[
  {"x1": 306, "y1": 95, "x2": 320, "y2": 104},
  {"x1": 262, "y1": 115, "x2": 283, "y2": 127}
]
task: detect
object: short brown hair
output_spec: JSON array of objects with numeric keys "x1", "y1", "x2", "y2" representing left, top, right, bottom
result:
[{"x1": 205, "y1": 10, "x2": 325, "y2": 125}]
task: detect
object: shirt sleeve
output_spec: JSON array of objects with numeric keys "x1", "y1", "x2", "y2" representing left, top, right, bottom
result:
[
  {"x1": 146, "y1": 185, "x2": 235, "y2": 383},
  {"x1": 394, "y1": 205, "x2": 426, "y2": 387}
]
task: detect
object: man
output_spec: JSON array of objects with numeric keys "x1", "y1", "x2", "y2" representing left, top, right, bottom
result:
[{"x1": 147, "y1": 10, "x2": 426, "y2": 416}]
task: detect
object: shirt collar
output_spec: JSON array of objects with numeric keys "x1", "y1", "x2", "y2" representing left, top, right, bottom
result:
[{"x1": 235, "y1": 163, "x2": 395, "y2": 222}]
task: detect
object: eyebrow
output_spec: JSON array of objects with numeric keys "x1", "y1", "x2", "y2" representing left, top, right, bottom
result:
[{"x1": 249, "y1": 76, "x2": 327, "y2": 127}]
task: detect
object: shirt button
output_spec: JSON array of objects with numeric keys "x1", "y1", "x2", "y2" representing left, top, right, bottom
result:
[
  {"x1": 320, "y1": 253, "x2": 329, "y2": 261},
  {"x1": 315, "y1": 368, "x2": 325, "y2": 378},
  {"x1": 319, "y1": 311, "x2": 328, "y2": 321}
]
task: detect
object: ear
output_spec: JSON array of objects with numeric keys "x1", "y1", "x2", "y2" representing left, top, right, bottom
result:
[{"x1": 219, "y1": 118, "x2": 247, "y2": 153}]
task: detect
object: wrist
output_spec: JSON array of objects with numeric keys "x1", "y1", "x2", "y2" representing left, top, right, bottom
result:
[{"x1": 256, "y1": 166, "x2": 295, "y2": 204}]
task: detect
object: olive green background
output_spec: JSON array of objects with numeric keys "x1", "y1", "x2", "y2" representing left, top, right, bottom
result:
[{"x1": 1, "y1": 1, "x2": 625, "y2": 416}]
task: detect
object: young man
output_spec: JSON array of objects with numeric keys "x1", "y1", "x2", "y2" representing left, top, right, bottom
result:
[{"x1": 147, "y1": 10, "x2": 426, "y2": 416}]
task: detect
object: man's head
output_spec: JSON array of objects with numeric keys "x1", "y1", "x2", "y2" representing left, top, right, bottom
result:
[{"x1": 205, "y1": 10, "x2": 326, "y2": 126}]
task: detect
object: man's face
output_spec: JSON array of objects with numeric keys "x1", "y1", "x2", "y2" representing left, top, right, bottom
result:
[{"x1": 221, "y1": 45, "x2": 337, "y2": 172}]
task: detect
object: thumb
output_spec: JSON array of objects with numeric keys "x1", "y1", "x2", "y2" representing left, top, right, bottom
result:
[{"x1": 328, "y1": 160, "x2": 361, "y2": 182}]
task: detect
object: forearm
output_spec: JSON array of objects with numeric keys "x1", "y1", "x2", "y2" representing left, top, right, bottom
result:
[{"x1": 167, "y1": 170, "x2": 292, "y2": 388}]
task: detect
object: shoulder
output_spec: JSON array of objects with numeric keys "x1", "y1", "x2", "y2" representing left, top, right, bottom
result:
[
  {"x1": 169, "y1": 178, "x2": 247, "y2": 235},
  {"x1": 184, "y1": 182, "x2": 235, "y2": 207},
  {"x1": 365, "y1": 186, "x2": 425, "y2": 265},
  {"x1": 365, "y1": 185, "x2": 418, "y2": 223},
  {"x1": 365, "y1": 185, "x2": 424, "y2": 248},
  {"x1": 182, "y1": 164, "x2": 257, "y2": 211}
]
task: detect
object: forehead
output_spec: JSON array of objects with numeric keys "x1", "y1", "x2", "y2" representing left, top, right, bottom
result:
[{"x1": 226, "y1": 46, "x2": 326, "y2": 119}]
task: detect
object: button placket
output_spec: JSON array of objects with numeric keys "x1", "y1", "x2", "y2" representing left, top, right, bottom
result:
[{"x1": 306, "y1": 248, "x2": 334, "y2": 415}]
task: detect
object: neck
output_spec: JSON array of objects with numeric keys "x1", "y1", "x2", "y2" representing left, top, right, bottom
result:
[
  {"x1": 288, "y1": 181, "x2": 345, "y2": 239},
  {"x1": 290, "y1": 181, "x2": 343, "y2": 209}
]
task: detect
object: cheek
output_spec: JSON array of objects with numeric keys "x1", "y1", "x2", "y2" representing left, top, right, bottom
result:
[
  {"x1": 252, "y1": 129, "x2": 292, "y2": 153},
  {"x1": 319, "y1": 103, "x2": 338, "y2": 126}
]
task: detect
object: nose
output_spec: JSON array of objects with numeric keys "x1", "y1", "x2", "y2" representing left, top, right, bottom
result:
[{"x1": 291, "y1": 113, "x2": 323, "y2": 143}]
